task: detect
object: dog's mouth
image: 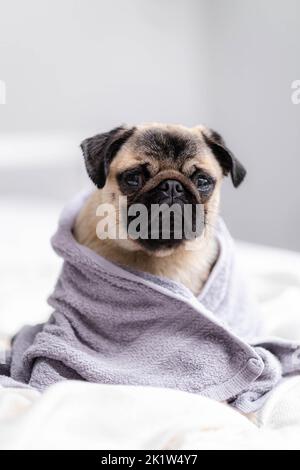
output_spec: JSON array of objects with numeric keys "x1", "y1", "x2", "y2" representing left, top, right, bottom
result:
[{"x1": 122, "y1": 177, "x2": 205, "y2": 252}]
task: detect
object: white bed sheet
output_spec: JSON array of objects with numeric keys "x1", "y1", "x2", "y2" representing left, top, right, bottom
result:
[{"x1": 0, "y1": 198, "x2": 300, "y2": 450}]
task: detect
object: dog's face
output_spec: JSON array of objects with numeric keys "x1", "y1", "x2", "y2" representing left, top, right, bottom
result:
[{"x1": 81, "y1": 123, "x2": 246, "y2": 256}]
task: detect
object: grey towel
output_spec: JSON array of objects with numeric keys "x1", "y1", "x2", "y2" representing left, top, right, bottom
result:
[{"x1": 1, "y1": 191, "x2": 300, "y2": 413}]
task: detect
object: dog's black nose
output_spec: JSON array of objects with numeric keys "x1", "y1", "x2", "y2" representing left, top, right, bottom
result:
[{"x1": 158, "y1": 179, "x2": 184, "y2": 198}]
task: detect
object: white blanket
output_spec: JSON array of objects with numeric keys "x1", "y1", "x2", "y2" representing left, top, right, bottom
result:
[
  {"x1": 1, "y1": 199, "x2": 300, "y2": 450},
  {"x1": 1, "y1": 377, "x2": 300, "y2": 450}
]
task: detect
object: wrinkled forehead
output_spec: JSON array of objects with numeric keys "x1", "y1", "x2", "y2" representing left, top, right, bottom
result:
[
  {"x1": 132, "y1": 127, "x2": 202, "y2": 164},
  {"x1": 110, "y1": 125, "x2": 221, "y2": 177}
]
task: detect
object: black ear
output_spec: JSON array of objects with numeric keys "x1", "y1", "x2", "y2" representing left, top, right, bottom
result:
[
  {"x1": 202, "y1": 129, "x2": 246, "y2": 188},
  {"x1": 80, "y1": 126, "x2": 136, "y2": 188}
]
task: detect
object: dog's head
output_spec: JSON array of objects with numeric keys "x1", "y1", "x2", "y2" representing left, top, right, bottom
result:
[{"x1": 81, "y1": 123, "x2": 246, "y2": 255}]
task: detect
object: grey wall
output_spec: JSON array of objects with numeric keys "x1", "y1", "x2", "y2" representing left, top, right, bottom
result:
[
  {"x1": 199, "y1": 0, "x2": 300, "y2": 251},
  {"x1": 0, "y1": 0, "x2": 209, "y2": 131},
  {"x1": 0, "y1": 0, "x2": 299, "y2": 250}
]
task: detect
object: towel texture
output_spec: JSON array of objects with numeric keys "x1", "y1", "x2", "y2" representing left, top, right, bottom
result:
[{"x1": 1, "y1": 191, "x2": 300, "y2": 413}]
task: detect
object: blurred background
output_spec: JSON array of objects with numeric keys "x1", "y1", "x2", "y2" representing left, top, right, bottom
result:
[
  {"x1": 1, "y1": 1, "x2": 300, "y2": 335},
  {"x1": 1, "y1": 0, "x2": 299, "y2": 249}
]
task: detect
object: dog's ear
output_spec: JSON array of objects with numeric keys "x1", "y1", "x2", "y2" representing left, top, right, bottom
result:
[
  {"x1": 80, "y1": 126, "x2": 136, "y2": 188},
  {"x1": 200, "y1": 127, "x2": 246, "y2": 188}
]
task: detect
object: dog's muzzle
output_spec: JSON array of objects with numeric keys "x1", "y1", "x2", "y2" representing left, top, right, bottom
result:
[{"x1": 124, "y1": 172, "x2": 205, "y2": 251}]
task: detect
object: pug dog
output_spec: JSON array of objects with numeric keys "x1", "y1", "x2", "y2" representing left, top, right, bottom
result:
[{"x1": 74, "y1": 123, "x2": 246, "y2": 295}]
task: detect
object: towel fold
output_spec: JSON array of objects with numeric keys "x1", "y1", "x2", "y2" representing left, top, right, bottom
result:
[{"x1": 1, "y1": 191, "x2": 299, "y2": 412}]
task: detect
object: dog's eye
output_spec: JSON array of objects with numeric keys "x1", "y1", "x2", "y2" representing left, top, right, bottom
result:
[
  {"x1": 124, "y1": 172, "x2": 142, "y2": 188},
  {"x1": 195, "y1": 174, "x2": 214, "y2": 192}
]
